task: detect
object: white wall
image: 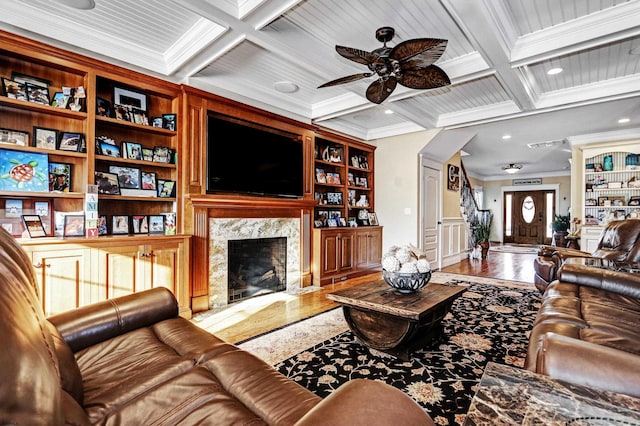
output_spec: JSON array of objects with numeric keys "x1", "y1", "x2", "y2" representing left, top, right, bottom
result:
[{"x1": 374, "y1": 129, "x2": 440, "y2": 252}]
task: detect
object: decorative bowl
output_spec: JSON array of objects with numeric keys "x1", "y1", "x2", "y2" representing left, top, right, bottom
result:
[{"x1": 382, "y1": 270, "x2": 431, "y2": 294}]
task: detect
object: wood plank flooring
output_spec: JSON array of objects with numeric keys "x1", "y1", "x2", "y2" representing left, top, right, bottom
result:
[{"x1": 193, "y1": 246, "x2": 538, "y2": 343}]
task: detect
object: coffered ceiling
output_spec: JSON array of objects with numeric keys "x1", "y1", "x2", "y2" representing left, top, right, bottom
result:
[{"x1": 2, "y1": 0, "x2": 640, "y2": 179}]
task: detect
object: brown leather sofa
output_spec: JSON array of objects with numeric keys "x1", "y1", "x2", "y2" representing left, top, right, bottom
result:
[
  {"x1": 0, "y1": 226, "x2": 433, "y2": 425},
  {"x1": 533, "y1": 219, "x2": 640, "y2": 292},
  {"x1": 525, "y1": 260, "x2": 640, "y2": 398}
]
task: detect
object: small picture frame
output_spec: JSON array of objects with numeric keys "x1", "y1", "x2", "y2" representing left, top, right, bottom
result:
[
  {"x1": 157, "y1": 179, "x2": 176, "y2": 198},
  {"x1": 152, "y1": 146, "x2": 172, "y2": 163},
  {"x1": 21, "y1": 215, "x2": 47, "y2": 238},
  {"x1": 25, "y1": 83, "x2": 50, "y2": 105},
  {"x1": 598, "y1": 196, "x2": 609, "y2": 206},
  {"x1": 131, "y1": 215, "x2": 149, "y2": 234},
  {"x1": 113, "y1": 86, "x2": 147, "y2": 111},
  {"x1": 58, "y1": 132, "x2": 83, "y2": 152},
  {"x1": 112, "y1": 215, "x2": 129, "y2": 235},
  {"x1": 114, "y1": 104, "x2": 133, "y2": 122},
  {"x1": 49, "y1": 162, "x2": 72, "y2": 192},
  {"x1": 96, "y1": 97, "x2": 112, "y2": 117},
  {"x1": 141, "y1": 171, "x2": 157, "y2": 190},
  {"x1": 33, "y1": 127, "x2": 58, "y2": 150},
  {"x1": 629, "y1": 196, "x2": 640, "y2": 206},
  {"x1": 151, "y1": 116, "x2": 163, "y2": 128},
  {"x1": 11, "y1": 72, "x2": 50, "y2": 89},
  {"x1": 368, "y1": 212, "x2": 379, "y2": 226},
  {"x1": 315, "y1": 168, "x2": 326, "y2": 183},
  {"x1": 326, "y1": 191, "x2": 343, "y2": 205},
  {"x1": 97, "y1": 215, "x2": 108, "y2": 236},
  {"x1": 109, "y1": 166, "x2": 141, "y2": 189},
  {"x1": 5, "y1": 199, "x2": 23, "y2": 217},
  {"x1": 314, "y1": 220, "x2": 324, "y2": 228},
  {"x1": 339, "y1": 217, "x2": 347, "y2": 227},
  {"x1": 34, "y1": 201, "x2": 49, "y2": 216},
  {"x1": 98, "y1": 140, "x2": 121, "y2": 157},
  {"x1": 51, "y1": 92, "x2": 70, "y2": 109},
  {"x1": 2, "y1": 78, "x2": 27, "y2": 101},
  {"x1": 0, "y1": 128, "x2": 29, "y2": 146},
  {"x1": 122, "y1": 141, "x2": 142, "y2": 160},
  {"x1": 610, "y1": 195, "x2": 625, "y2": 206},
  {"x1": 63, "y1": 214, "x2": 85, "y2": 237},
  {"x1": 141, "y1": 147, "x2": 154, "y2": 162},
  {"x1": 162, "y1": 113, "x2": 177, "y2": 131},
  {"x1": 329, "y1": 147, "x2": 342, "y2": 163},
  {"x1": 95, "y1": 171, "x2": 121, "y2": 195},
  {"x1": 148, "y1": 215, "x2": 165, "y2": 234}
]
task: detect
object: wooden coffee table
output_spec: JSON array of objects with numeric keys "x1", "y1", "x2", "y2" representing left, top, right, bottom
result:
[{"x1": 327, "y1": 279, "x2": 466, "y2": 360}]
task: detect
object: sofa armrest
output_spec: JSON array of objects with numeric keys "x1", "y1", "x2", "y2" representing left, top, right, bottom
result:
[
  {"x1": 48, "y1": 287, "x2": 178, "y2": 353},
  {"x1": 538, "y1": 245, "x2": 591, "y2": 258},
  {"x1": 558, "y1": 263, "x2": 640, "y2": 298},
  {"x1": 537, "y1": 333, "x2": 640, "y2": 398},
  {"x1": 294, "y1": 379, "x2": 434, "y2": 426}
]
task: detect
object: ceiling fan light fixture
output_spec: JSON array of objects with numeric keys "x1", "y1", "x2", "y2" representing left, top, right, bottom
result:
[{"x1": 503, "y1": 164, "x2": 522, "y2": 174}]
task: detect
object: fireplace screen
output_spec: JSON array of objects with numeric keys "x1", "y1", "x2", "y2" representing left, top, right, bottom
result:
[{"x1": 228, "y1": 237, "x2": 287, "y2": 303}]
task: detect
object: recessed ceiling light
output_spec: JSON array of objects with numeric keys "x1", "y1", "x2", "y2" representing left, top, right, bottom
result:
[
  {"x1": 53, "y1": 0, "x2": 95, "y2": 9},
  {"x1": 547, "y1": 67, "x2": 563, "y2": 75},
  {"x1": 618, "y1": 117, "x2": 631, "y2": 124},
  {"x1": 502, "y1": 134, "x2": 511, "y2": 140},
  {"x1": 384, "y1": 109, "x2": 393, "y2": 114},
  {"x1": 273, "y1": 81, "x2": 299, "y2": 93}
]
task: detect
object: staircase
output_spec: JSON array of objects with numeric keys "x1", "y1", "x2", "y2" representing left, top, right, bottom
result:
[{"x1": 460, "y1": 162, "x2": 491, "y2": 247}]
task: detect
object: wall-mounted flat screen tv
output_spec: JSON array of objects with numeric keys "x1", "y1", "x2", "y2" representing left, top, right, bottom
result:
[{"x1": 206, "y1": 114, "x2": 303, "y2": 198}]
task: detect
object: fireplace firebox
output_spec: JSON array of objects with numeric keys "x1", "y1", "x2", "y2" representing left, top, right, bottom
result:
[{"x1": 227, "y1": 237, "x2": 287, "y2": 303}]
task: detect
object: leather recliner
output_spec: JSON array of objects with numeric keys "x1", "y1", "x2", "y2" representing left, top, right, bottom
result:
[{"x1": 533, "y1": 219, "x2": 640, "y2": 292}]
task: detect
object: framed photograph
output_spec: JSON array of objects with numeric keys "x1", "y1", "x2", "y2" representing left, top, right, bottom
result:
[
  {"x1": 99, "y1": 140, "x2": 120, "y2": 157},
  {"x1": 0, "y1": 128, "x2": 29, "y2": 146},
  {"x1": 97, "y1": 215, "x2": 108, "y2": 236},
  {"x1": 162, "y1": 113, "x2": 177, "y2": 131},
  {"x1": 585, "y1": 198, "x2": 597, "y2": 206},
  {"x1": 339, "y1": 217, "x2": 347, "y2": 227},
  {"x1": 327, "y1": 217, "x2": 338, "y2": 227},
  {"x1": 63, "y1": 214, "x2": 85, "y2": 237},
  {"x1": 329, "y1": 147, "x2": 342, "y2": 163},
  {"x1": 5, "y1": 199, "x2": 23, "y2": 217},
  {"x1": 0, "y1": 149, "x2": 49, "y2": 192},
  {"x1": 51, "y1": 92, "x2": 70, "y2": 109},
  {"x1": 610, "y1": 195, "x2": 625, "y2": 206},
  {"x1": 34, "y1": 201, "x2": 49, "y2": 216},
  {"x1": 629, "y1": 196, "x2": 640, "y2": 206},
  {"x1": 315, "y1": 168, "x2": 326, "y2": 183},
  {"x1": 113, "y1": 86, "x2": 147, "y2": 111},
  {"x1": 58, "y1": 132, "x2": 83, "y2": 152},
  {"x1": 25, "y1": 83, "x2": 50, "y2": 105},
  {"x1": 151, "y1": 116, "x2": 163, "y2": 128},
  {"x1": 96, "y1": 97, "x2": 111, "y2": 117},
  {"x1": 49, "y1": 162, "x2": 72, "y2": 192},
  {"x1": 314, "y1": 220, "x2": 324, "y2": 228},
  {"x1": 326, "y1": 191, "x2": 343, "y2": 205},
  {"x1": 368, "y1": 212, "x2": 379, "y2": 226},
  {"x1": 132, "y1": 109, "x2": 149, "y2": 125},
  {"x1": 152, "y1": 146, "x2": 171, "y2": 163},
  {"x1": 326, "y1": 172, "x2": 341, "y2": 185},
  {"x1": 157, "y1": 179, "x2": 176, "y2": 198},
  {"x1": 21, "y1": 214, "x2": 47, "y2": 237},
  {"x1": 112, "y1": 215, "x2": 129, "y2": 235},
  {"x1": 11, "y1": 72, "x2": 49, "y2": 89},
  {"x1": 351, "y1": 155, "x2": 360, "y2": 168},
  {"x1": 148, "y1": 215, "x2": 165, "y2": 234},
  {"x1": 95, "y1": 171, "x2": 120, "y2": 195},
  {"x1": 114, "y1": 104, "x2": 133, "y2": 122},
  {"x1": 161, "y1": 212, "x2": 176, "y2": 235},
  {"x1": 141, "y1": 171, "x2": 157, "y2": 190},
  {"x1": 2, "y1": 78, "x2": 27, "y2": 100},
  {"x1": 109, "y1": 165, "x2": 141, "y2": 189},
  {"x1": 141, "y1": 147, "x2": 154, "y2": 161},
  {"x1": 122, "y1": 141, "x2": 142, "y2": 160},
  {"x1": 131, "y1": 215, "x2": 149, "y2": 234},
  {"x1": 33, "y1": 127, "x2": 58, "y2": 150},
  {"x1": 598, "y1": 196, "x2": 609, "y2": 206},
  {"x1": 447, "y1": 164, "x2": 460, "y2": 191}
]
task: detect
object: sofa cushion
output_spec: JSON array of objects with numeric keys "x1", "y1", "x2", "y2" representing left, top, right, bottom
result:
[{"x1": 46, "y1": 320, "x2": 83, "y2": 405}]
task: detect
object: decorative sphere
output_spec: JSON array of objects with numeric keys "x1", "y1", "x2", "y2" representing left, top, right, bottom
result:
[{"x1": 382, "y1": 270, "x2": 431, "y2": 294}]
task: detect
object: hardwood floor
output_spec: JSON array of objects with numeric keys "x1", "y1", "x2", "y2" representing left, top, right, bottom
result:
[{"x1": 193, "y1": 245, "x2": 537, "y2": 343}]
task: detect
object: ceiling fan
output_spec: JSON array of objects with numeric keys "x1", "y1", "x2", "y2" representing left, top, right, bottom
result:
[{"x1": 318, "y1": 26, "x2": 451, "y2": 104}]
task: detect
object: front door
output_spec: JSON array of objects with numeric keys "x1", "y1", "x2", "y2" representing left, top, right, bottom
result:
[{"x1": 507, "y1": 191, "x2": 552, "y2": 245}]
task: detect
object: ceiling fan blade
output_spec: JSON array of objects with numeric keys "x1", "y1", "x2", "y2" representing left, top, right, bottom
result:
[
  {"x1": 397, "y1": 65, "x2": 450, "y2": 90},
  {"x1": 390, "y1": 38, "x2": 447, "y2": 66},
  {"x1": 318, "y1": 72, "x2": 373, "y2": 88},
  {"x1": 366, "y1": 77, "x2": 397, "y2": 104},
  {"x1": 335, "y1": 45, "x2": 383, "y2": 66}
]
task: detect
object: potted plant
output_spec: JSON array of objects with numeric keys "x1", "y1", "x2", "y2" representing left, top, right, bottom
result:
[
  {"x1": 473, "y1": 212, "x2": 493, "y2": 259},
  {"x1": 551, "y1": 213, "x2": 570, "y2": 247}
]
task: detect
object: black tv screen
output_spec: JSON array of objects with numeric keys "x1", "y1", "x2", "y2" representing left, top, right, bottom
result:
[{"x1": 206, "y1": 114, "x2": 303, "y2": 198}]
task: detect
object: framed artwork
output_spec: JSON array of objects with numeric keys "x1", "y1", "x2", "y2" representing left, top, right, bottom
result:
[
  {"x1": 98, "y1": 140, "x2": 120, "y2": 157},
  {"x1": 97, "y1": 215, "x2": 108, "y2": 235},
  {"x1": 315, "y1": 168, "x2": 326, "y2": 183},
  {"x1": 96, "y1": 97, "x2": 111, "y2": 117},
  {"x1": 629, "y1": 196, "x2": 640, "y2": 206},
  {"x1": 148, "y1": 215, "x2": 165, "y2": 234},
  {"x1": 328, "y1": 147, "x2": 342, "y2": 163},
  {"x1": 95, "y1": 171, "x2": 120, "y2": 195},
  {"x1": 49, "y1": 162, "x2": 72, "y2": 192},
  {"x1": 33, "y1": 127, "x2": 58, "y2": 150},
  {"x1": 0, "y1": 128, "x2": 29, "y2": 146},
  {"x1": 5, "y1": 199, "x2": 23, "y2": 217},
  {"x1": 151, "y1": 116, "x2": 163, "y2": 128},
  {"x1": 132, "y1": 109, "x2": 148, "y2": 125},
  {"x1": 122, "y1": 141, "x2": 142, "y2": 160},
  {"x1": 2, "y1": 78, "x2": 27, "y2": 100},
  {"x1": 326, "y1": 172, "x2": 341, "y2": 185},
  {"x1": 131, "y1": 215, "x2": 149, "y2": 234},
  {"x1": 25, "y1": 83, "x2": 50, "y2": 105},
  {"x1": 326, "y1": 191, "x2": 343, "y2": 205},
  {"x1": 157, "y1": 179, "x2": 176, "y2": 197},
  {"x1": 598, "y1": 196, "x2": 609, "y2": 206},
  {"x1": 21, "y1": 214, "x2": 47, "y2": 237},
  {"x1": 610, "y1": 195, "x2": 625, "y2": 206},
  {"x1": 112, "y1": 215, "x2": 129, "y2": 235},
  {"x1": 63, "y1": 214, "x2": 85, "y2": 237},
  {"x1": 58, "y1": 132, "x2": 83, "y2": 152},
  {"x1": 51, "y1": 92, "x2": 70, "y2": 108},
  {"x1": 114, "y1": 104, "x2": 132, "y2": 121},
  {"x1": 141, "y1": 171, "x2": 157, "y2": 190},
  {"x1": 368, "y1": 212, "x2": 379, "y2": 226},
  {"x1": 0, "y1": 149, "x2": 49, "y2": 192},
  {"x1": 11, "y1": 72, "x2": 49, "y2": 89},
  {"x1": 162, "y1": 113, "x2": 177, "y2": 131},
  {"x1": 108, "y1": 165, "x2": 141, "y2": 189},
  {"x1": 34, "y1": 201, "x2": 49, "y2": 216},
  {"x1": 585, "y1": 198, "x2": 597, "y2": 206},
  {"x1": 152, "y1": 146, "x2": 171, "y2": 163},
  {"x1": 161, "y1": 212, "x2": 176, "y2": 235},
  {"x1": 113, "y1": 86, "x2": 147, "y2": 111},
  {"x1": 141, "y1": 147, "x2": 154, "y2": 162},
  {"x1": 447, "y1": 164, "x2": 460, "y2": 191}
]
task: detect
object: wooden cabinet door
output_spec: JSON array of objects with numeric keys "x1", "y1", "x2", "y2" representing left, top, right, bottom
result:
[
  {"x1": 144, "y1": 241, "x2": 180, "y2": 295},
  {"x1": 338, "y1": 232, "x2": 354, "y2": 273},
  {"x1": 97, "y1": 244, "x2": 144, "y2": 299},
  {"x1": 29, "y1": 247, "x2": 92, "y2": 316},
  {"x1": 320, "y1": 231, "x2": 341, "y2": 276},
  {"x1": 355, "y1": 227, "x2": 382, "y2": 270}
]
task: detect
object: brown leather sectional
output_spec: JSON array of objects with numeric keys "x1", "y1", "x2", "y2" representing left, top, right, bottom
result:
[
  {"x1": 0, "y1": 226, "x2": 433, "y2": 425},
  {"x1": 525, "y1": 260, "x2": 640, "y2": 398}
]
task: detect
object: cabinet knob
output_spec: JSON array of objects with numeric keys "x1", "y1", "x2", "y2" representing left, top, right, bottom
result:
[{"x1": 33, "y1": 262, "x2": 51, "y2": 268}]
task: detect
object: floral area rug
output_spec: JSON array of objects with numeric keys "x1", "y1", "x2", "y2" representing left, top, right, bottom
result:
[{"x1": 244, "y1": 279, "x2": 541, "y2": 426}]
